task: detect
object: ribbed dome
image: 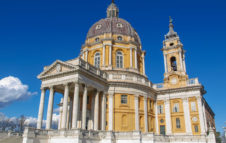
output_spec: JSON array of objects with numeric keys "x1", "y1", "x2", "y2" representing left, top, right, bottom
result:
[{"x1": 86, "y1": 17, "x2": 141, "y2": 44}]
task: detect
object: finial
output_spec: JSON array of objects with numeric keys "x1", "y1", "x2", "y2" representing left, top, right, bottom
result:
[
  {"x1": 112, "y1": 0, "x2": 114, "y2": 3},
  {"x1": 169, "y1": 16, "x2": 173, "y2": 24}
]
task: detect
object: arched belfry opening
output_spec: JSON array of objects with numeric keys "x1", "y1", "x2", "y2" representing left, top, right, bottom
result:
[{"x1": 170, "y1": 57, "x2": 177, "y2": 71}]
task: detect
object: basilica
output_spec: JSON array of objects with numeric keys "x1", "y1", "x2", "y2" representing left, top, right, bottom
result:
[{"x1": 23, "y1": 1, "x2": 216, "y2": 143}]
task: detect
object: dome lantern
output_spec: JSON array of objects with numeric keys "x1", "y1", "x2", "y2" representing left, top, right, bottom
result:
[{"x1": 107, "y1": 0, "x2": 119, "y2": 18}]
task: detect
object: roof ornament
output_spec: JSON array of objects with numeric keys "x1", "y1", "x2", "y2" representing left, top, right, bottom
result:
[
  {"x1": 165, "y1": 16, "x2": 178, "y2": 40},
  {"x1": 107, "y1": 0, "x2": 119, "y2": 18}
]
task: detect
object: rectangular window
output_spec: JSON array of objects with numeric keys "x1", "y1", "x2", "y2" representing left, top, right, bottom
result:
[
  {"x1": 160, "y1": 125, "x2": 165, "y2": 135},
  {"x1": 194, "y1": 125, "x2": 199, "y2": 132},
  {"x1": 121, "y1": 95, "x2": 127, "y2": 104},
  {"x1": 173, "y1": 103, "x2": 179, "y2": 113},
  {"x1": 191, "y1": 102, "x2": 197, "y2": 112},
  {"x1": 176, "y1": 118, "x2": 181, "y2": 129},
  {"x1": 158, "y1": 105, "x2": 163, "y2": 114}
]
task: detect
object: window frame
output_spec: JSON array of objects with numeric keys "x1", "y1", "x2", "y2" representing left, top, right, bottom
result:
[
  {"x1": 116, "y1": 51, "x2": 123, "y2": 68},
  {"x1": 158, "y1": 105, "x2": 164, "y2": 114},
  {"x1": 191, "y1": 102, "x2": 197, "y2": 112},
  {"x1": 176, "y1": 118, "x2": 181, "y2": 129},
  {"x1": 94, "y1": 52, "x2": 101, "y2": 68},
  {"x1": 173, "y1": 103, "x2": 179, "y2": 113},
  {"x1": 121, "y1": 95, "x2": 128, "y2": 104}
]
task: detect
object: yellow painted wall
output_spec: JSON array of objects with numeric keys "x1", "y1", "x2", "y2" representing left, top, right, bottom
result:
[
  {"x1": 170, "y1": 99, "x2": 186, "y2": 133},
  {"x1": 113, "y1": 93, "x2": 135, "y2": 132},
  {"x1": 188, "y1": 97, "x2": 201, "y2": 135}
]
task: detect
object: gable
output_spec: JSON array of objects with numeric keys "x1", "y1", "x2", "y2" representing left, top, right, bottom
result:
[{"x1": 38, "y1": 60, "x2": 76, "y2": 79}]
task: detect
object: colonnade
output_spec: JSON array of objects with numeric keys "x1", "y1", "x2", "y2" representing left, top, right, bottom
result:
[{"x1": 37, "y1": 82, "x2": 106, "y2": 131}]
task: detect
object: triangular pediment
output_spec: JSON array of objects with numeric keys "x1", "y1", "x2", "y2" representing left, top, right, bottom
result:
[{"x1": 38, "y1": 60, "x2": 76, "y2": 79}]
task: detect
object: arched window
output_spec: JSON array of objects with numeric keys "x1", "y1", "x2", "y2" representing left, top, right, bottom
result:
[
  {"x1": 94, "y1": 52, "x2": 100, "y2": 68},
  {"x1": 116, "y1": 51, "x2": 123, "y2": 68},
  {"x1": 170, "y1": 57, "x2": 177, "y2": 71},
  {"x1": 176, "y1": 118, "x2": 181, "y2": 128},
  {"x1": 117, "y1": 36, "x2": 123, "y2": 41},
  {"x1": 173, "y1": 103, "x2": 179, "y2": 113}
]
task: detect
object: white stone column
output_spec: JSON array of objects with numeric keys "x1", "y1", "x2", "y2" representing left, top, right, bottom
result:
[
  {"x1": 183, "y1": 98, "x2": 192, "y2": 134},
  {"x1": 108, "y1": 93, "x2": 114, "y2": 131},
  {"x1": 163, "y1": 54, "x2": 167, "y2": 73},
  {"x1": 142, "y1": 54, "x2": 145, "y2": 75},
  {"x1": 94, "y1": 91, "x2": 100, "y2": 130},
  {"x1": 130, "y1": 47, "x2": 133, "y2": 68},
  {"x1": 72, "y1": 82, "x2": 80, "y2": 129},
  {"x1": 144, "y1": 97, "x2": 148, "y2": 132},
  {"x1": 101, "y1": 93, "x2": 106, "y2": 130},
  {"x1": 135, "y1": 95, "x2": 139, "y2": 131},
  {"x1": 197, "y1": 96, "x2": 206, "y2": 134},
  {"x1": 134, "y1": 48, "x2": 138, "y2": 69},
  {"x1": 164, "y1": 99, "x2": 172, "y2": 135},
  {"x1": 37, "y1": 88, "x2": 46, "y2": 129},
  {"x1": 85, "y1": 50, "x2": 88, "y2": 62},
  {"x1": 103, "y1": 45, "x2": 105, "y2": 67},
  {"x1": 109, "y1": 45, "x2": 112, "y2": 66},
  {"x1": 61, "y1": 83, "x2": 69, "y2": 129},
  {"x1": 82, "y1": 85, "x2": 88, "y2": 129},
  {"x1": 58, "y1": 99, "x2": 63, "y2": 130},
  {"x1": 46, "y1": 86, "x2": 54, "y2": 130},
  {"x1": 155, "y1": 101, "x2": 159, "y2": 134}
]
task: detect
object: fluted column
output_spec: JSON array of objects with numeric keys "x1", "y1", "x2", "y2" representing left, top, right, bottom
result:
[
  {"x1": 183, "y1": 98, "x2": 192, "y2": 134},
  {"x1": 46, "y1": 86, "x2": 54, "y2": 130},
  {"x1": 94, "y1": 90, "x2": 100, "y2": 130},
  {"x1": 130, "y1": 47, "x2": 133, "y2": 68},
  {"x1": 135, "y1": 95, "x2": 139, "y2": 131},
  {"x1": 144, "y1": 97, "x2": 148, "y2": 132},
  {"x1": 72, "y1": 82, "x2": 80, "y2": 129},
  {"x1": 82, "y1": 85, "x2": 88, "y2": 129},
  {"x1": 165, "y1": 98, "x2": 172, "y2": 135},
  {"x1": 61, "y1": 83, "x2": 69, "y2": 129},
  {"x1": 134, "y1": 48, "x2": 138, "y2": 69},
  {"x1": 37, "y1": 88, "x2": 46, "y2": 129},
  {"x1": 108, "y1": 93, "x2": 114, "y2": 130},
  {"x1": 101, "y1": 93, "x2": 106, "y2": 130}
]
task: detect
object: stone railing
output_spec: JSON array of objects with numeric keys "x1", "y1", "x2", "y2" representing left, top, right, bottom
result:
[
  {"x1": 153, "y1": 78, "x2": 200, "y2": 90},
  {"x1": 69, "y1": 58, "x2": 107, "y2": 80},
  {"x1": 107, "y1": 72, "x2": 152, "y2": 87},
  {"x1": 186, "y1": 78, "x2": 199, "y2": 86}
]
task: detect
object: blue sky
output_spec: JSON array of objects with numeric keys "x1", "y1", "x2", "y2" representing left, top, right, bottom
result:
[{"x1": 0, "y1": 0, "x2": 225, "y2": 132}]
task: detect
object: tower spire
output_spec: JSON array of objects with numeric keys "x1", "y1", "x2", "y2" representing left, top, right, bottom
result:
[{"x1": 165, "y1": 16, "x2": 178, "y2": 40}]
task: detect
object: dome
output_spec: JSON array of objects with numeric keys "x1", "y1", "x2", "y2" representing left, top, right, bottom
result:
[{"x1": 86, "y1": 2, "x2": 141, "y2": 45}]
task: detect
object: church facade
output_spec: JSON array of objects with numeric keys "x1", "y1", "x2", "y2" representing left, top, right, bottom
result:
[{"x1": 23, "y1": 1, "x2": 216, "y2": 143}]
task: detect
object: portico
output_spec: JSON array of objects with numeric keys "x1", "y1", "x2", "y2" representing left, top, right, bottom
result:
[{"x1": 36, "y1": 58, "x2": 108, "y2": 131}]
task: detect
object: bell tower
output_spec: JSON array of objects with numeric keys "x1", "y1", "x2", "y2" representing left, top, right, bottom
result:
[{"x1": 162, "y1": 17, "x2": 188, "y2": 88}]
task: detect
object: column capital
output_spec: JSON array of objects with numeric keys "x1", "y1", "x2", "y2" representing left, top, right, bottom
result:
[{"x1": 40, "y1": 87, "x2": 47, "y2": 91}]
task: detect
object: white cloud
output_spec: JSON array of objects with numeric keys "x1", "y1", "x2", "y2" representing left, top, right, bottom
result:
[{"x1": 0, "y1": 76, "x2": 37, "y2": 108}]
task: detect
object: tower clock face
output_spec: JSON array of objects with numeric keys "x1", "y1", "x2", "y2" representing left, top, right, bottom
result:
[{"x1": 170, "y1": 77, "x2": 178, "y2": 84}]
